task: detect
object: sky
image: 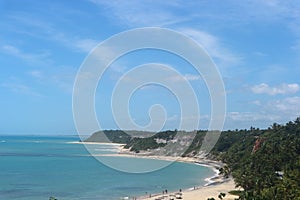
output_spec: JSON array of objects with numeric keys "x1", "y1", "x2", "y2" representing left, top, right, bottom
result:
[{"x1": 1, "y1": 0, "x2": 300, "y2": 135}]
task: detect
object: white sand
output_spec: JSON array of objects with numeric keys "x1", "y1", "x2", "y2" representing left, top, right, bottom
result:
[{"x1": 141, "y1": 179, "x2": 238, "y2": 200}]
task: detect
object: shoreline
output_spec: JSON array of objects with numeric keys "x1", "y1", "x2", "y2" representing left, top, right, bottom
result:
[
  {"x1": 75, "y1": 142, "x2": 240, "y2": 200},
  {"x1": 67, "y1": 141, "x2": 126, "y2": 145},
  {"x1": 138, "y1": 179, "x2": 237, "y2": 200},
  {"x1": 93, "y1": 154, "x2": 238, "y2": 200}
]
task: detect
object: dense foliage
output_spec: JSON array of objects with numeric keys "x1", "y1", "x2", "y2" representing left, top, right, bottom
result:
[
  {"x1": 211, "y1": 118, "x2": 300, "y2": 199},
  {"x1": 84, "y1": 130, "x2": 132, "y2": 144},
  {"x1": 124, "y1": 130, "x2": 177, "y2": 152}
]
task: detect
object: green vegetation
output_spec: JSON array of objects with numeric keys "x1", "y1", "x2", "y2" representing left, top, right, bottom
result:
[
  {"x1": 211, "y1": 118, "x2": 300, "y2": 199},
  {"x1": 207, "y1": 192, "x2": 226, "y2": 200},
  {"x1": 124, "y1": 130, "x2": 177, "y2": 152},
  {"x1": 181, "y1": 130, "x2": 206, "y2": 157},
  {"x1": 84, "y1": 130, "x2": 132, "y2": 144},
  {"x1": 86, "y1": 118, "x2": 300, "y2": 199},
  {"x1": 228, "y1": 190, "x2": 244, "y2": 196}
]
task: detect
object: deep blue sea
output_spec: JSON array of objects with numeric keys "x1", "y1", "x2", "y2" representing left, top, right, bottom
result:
[{"x1": 0, "y1": 136, "x2": 214, "y2": 200}]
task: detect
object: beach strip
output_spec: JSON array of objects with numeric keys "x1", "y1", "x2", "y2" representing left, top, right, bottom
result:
[
  {"x1": 140, "y1": 179, "x2": 238, "y2": 200},
  {"x1": 75, "y1": 142, "x2": 240, "y2": 200},
  {"x1": 96, "y1": 154, "x2": 240, "y2": 200}
]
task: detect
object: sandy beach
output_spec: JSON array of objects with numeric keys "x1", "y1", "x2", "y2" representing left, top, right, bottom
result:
[
  {"x1": 92, "y1": 147, "x2": 241, "y2": 200},
  {"x1": 139, "y1": 179, "x2": 238, "y2": 200}
]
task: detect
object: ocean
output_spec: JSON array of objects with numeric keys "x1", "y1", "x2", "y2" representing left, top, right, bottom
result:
[{"x1": 0, "y1": 135, "x2": 215, "y2": 200}]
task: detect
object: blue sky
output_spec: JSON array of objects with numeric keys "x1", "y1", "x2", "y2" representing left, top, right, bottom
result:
[{"x1": 1, "y1": 0, "x2": 300, "y2": 134}]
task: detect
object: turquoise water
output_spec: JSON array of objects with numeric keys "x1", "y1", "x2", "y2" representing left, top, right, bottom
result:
[{"x1": 0, "y1": 136, "x2": 215, "y2": 200}]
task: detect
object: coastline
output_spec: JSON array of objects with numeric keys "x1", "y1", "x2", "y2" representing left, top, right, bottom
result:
[
  {"x1": 89, "y1": 145, "x2": 240, "y2": 200},
  {"x1": 140, "y1": 179, "x2": 237, "y2": 200},
  {"x1": 67, "y1": 141, "x2": 126, "y2": 145}
]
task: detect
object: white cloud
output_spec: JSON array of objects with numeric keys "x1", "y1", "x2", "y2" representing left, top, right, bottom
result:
[
  {"x1": 89, "y1": 1, "x2": 241, "y2": 67},
  {"x1": 268, "y1": 96, "x2": 300, "y2": 115},
  {"x1": 90, "y1": 0, "x2": 184, "y2": 27},
  {"x1": 90, "y1": 0, "x2": 300, "y2": 27},
  {"x1": 223, "y1": 111, "x2": 284, "y2": 130},
  {"x1": 9, "y1": 14, "x2": 99, "y2": 53},
  {"x1": 52, "y1": 33, "x2": 99, "y2": 53},
  {"x1": 227, "y1": 111, "x2": 280, "y2": 122},
  {"x1": 1, "y1": 45, "x2": 52, "y2": 65},
  {"x1": 27, "y1": 67, "x2": 77, "y2": 94},
  {"x1": 179, "y1": 28, "x2": 241, "y2": 66},
  {"x1": 90, "y1": 0, "x2": 300, "y2": 58},
  {"x1": 251, "y1": 83, "x2": 300, "y2": 95},
  {"x1": 73, "y1": 39, "x2": 99, "y2": 53},
  {"x1": 226, "y1": 96, "x2": 300, "y2": 129}
]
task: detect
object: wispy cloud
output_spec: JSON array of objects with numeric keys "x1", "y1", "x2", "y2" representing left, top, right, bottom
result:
[
  {"x1": 117, "y1": 72, "x2": 202, "y2": 85},
  {"x1": 89, "y1": 1, "x2": 242, "y2": 69},
  {"x1": 267, "y1": 96, "x2": 300, "y2": 117},
  {"x1": 251, "y1": 83, "x2": 300, "y2": 95},
  {"x1": 136, "y1": 75, "x2": 199, "y2": 90},
  {"x1": 8, "y1": 14, "x2": 99, "y2": 53},
  {"x1": 223, "y1": 111, "x2": 282, "y2": 129},
  {"x1": 27, "y1": 67, "x2": 77, "y2": 94},
  {"x1": 227, "y1": 111, "x2": 280, "y2": 122},
  {"x1": 1, "y1": 82, "x2": 42, "y2": 97},
  {"x1": 179, "y1": 28, "x2": 241, "y2": 66},
  {"x1": 90, "y1": 0, "x2": 300, "y2": 57},
  {"x1": 51, "y1": 33, "x2": 99, "y2": 53},
  {"x1": 90, "y1": 1, "x2": 300, "y2": 29},
  {"x1": 1, "y1": 45, "x2": 52, "y2": 65},
  {"x1": 253, "y1": 51, "x2": 268, "y2": 57},
  {"x1": 90, "y1": 0, "x2": 185, "y2": 27},
  {"x1": 73, "y1": 39, "x2": 99, "y2": 53},
  {"x1": 227, "y1": 95, "x2": 300, "y2": 128}
]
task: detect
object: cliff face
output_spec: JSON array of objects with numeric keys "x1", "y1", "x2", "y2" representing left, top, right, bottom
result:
[
  {"x1": 85, "y1": 129, "x2": 208, "y2": 157},
  {"x1": 85, "y1": 118, "x2": 300, "y2": 162}
]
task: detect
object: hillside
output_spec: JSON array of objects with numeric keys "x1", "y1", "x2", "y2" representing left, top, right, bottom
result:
[
  {"x1": 211, "y1": 119, "x2": 300, "y2": 199},
  {"x1": 84, "y1": 130, "x2": 132, "y2": 144},
  {"x1": 85, "y1": 118, "x2": 300, "y2": 199}
]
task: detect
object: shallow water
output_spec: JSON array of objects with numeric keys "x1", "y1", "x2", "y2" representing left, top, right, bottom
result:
[{"x1": 0, "y1": 135, "x2": 215, "y2": 200}]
